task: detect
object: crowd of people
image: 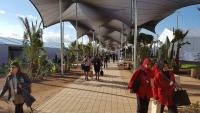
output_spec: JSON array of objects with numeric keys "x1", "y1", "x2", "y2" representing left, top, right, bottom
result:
[
  {"x1": 81, "y1": 56, "x2": 178, "y2": 113},
  {"x1": 128, "y1": 58, "x2": 178, "y2": 113},
  {"x1": 81, "y1": 54, "x2": 110, "y2": 81},
  {"x1": 0, "y1": 56, "x2": 180, "y2": 113},
  {"x1": 81, "y1": 53, "x2": 118, "y2": 81}
]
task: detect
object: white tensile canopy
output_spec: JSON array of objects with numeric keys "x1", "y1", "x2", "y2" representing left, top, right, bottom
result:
[{"x1": 30, "y1": 0, "x2": 200, "y2": 74}]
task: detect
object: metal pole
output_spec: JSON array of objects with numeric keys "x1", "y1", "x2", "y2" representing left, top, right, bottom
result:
[
  {"x1": 156, "y1": 34, "x2": 159, "y2": 57},
  {"x1": 125, "y1": 35, "x2": 127, "y2": 60},
  {"x1": 82, "y1": 36, "x2": 84, "y2": 56},
  {"x1": 93, "y1": 31, "x2": 95, "y2": 57},
  {"x1": 98, "y1": 25, "x2": 101, "y2": 55},
  {"x1": 76, "y1": 2, "x2": 79, "y2": 62},
  {"x1": 132, "y1": 45, "x2": 134, "y2": 61},
  {"x1": 59, "y1": 0, "x2": 64, "y2": 75},
  {"x1": 62, "y1": 22, "x2": 65, "y2": 69},
  {"x1": 133, "y1": 0, "x2": 138, "y2": 70},
  {"x1": 131, "y1": 0, "x2": 134, "y2": 62},
  {"x1": 177, "y1": 11, "x2": 179, "y2": 29},
  {"x1": 120, "y1": 31, "x2": 122, "y2": 60},
  {"x1": 121, "y1": 24, "x2": 124, "y2": 59}
]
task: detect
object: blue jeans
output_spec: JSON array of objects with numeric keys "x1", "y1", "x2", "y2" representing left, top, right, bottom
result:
[{"x1": 15, "y1": 104, "x2": 24, "y2": 113}]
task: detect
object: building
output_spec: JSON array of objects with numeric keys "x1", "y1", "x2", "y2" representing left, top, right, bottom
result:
[
  {"x1": 159, "y1": 28, "x2": 200, "y2": 61},
  {"x1": 0, "y1": 37, "x2": 61, "y2": 65}
]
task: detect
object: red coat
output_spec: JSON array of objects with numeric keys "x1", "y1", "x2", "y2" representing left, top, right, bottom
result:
[
  {"x1": 128, "y1": 58, "x2": 153, "y2": 99},
  {"x1": 153, "y1": 71, "x2": 176, "y2": 106},
  {"x1": 152, "y1": 64, "x2": 159, "y2": 78}
]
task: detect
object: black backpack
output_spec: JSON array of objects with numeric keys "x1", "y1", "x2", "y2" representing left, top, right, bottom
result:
[{"x1": 130, "y1": 69, "x2": 146, "y2": 93}]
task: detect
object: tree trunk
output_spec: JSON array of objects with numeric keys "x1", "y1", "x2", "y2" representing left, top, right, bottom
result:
[
  {"x1": 170, "y1": 42, "x2": 175, "y2": 60},
  {"x1": 174, "y1": 42, "x2": 180, "y2": 73}
]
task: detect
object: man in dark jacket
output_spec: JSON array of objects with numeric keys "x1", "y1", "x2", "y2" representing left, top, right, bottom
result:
[
  {"x1": 93, "y1": 55, "x2": 102, "y2": 80},
  {"x1": 0, "y1": 61, "x2": 35, "y2": 113}
]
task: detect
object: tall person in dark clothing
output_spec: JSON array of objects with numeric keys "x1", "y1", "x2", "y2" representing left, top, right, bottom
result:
[
  {"x1": 103, "y1": 56, "x2": 108, "y2": 68},
  {"x1": 93, "y1": 55, "x2": 102, "y2": 80},
  {"x1": 112, "y1": 54, "x2": 115, "y2": 63}
]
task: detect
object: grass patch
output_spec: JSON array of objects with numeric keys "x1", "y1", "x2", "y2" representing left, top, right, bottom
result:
[{"x1": 181, "y1": 63, "x2": 200, "y2": 69}]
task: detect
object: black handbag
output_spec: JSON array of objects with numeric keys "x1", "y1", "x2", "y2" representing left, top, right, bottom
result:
[
  {"x1": 130, "y1": 75, "x2": 140, "y2": 93},
  {"x1": 130, "y1": 70, "x2": 147, "y2": 93},
  {"x1": 100, "y1": 70, "x2": 104, "y2": 76},
  {"x1": 173, "y1": 87, "x2": 191, "y2": 106},
  {"x1": 81, "y1": 63, "x2": 85, "y2": 70}
]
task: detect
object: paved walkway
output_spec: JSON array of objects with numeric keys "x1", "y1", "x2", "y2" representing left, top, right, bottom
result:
[{"x1": 34, "y1": 63, "x2": 139, "y2": 113}]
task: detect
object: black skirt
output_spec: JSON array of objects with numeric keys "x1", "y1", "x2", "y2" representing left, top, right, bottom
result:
[{"x1": 84, "y1": 66, "x2": 90, "y2": 72}]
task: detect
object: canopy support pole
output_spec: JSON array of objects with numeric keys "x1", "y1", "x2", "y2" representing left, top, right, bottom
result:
[
  {"x1": 93, "y1": 31, "x2": 95, "y2": 57},
  {"x1": 59, "y1": 0, "x2": 64, "y2": 76},
  {"x1": 96, "y1": 42, "x2": 98, "y2": 55},
  {"x1": 132, "y1": 45, "x2": 134, "y2": 61},
  {"x1": 125, "y1": 36, "x2": 127, "y2": 60},
  {"x1": 120, "y1": 31, "x2": 122, "y2": 61},
  {"x1": 133, "y1": 0, "x2": 138, "y2": 70},
  {"x1": 131, "y1": 0, "x2": 134, "y2": 62},
  {"x1": 82, "y1": 36, "x2": 84, "y2": 56},
  {"x1": 62, "y1": 22, "x2": 65, "y2": 71},
  {"x1": 123, "y1": 24, "x2": 126, "y2": 61},
  {"x1": 75, "y1": 2, "x2": 79, "y2": 63}
]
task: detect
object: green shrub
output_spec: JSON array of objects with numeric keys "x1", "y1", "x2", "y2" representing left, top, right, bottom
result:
[
  {"x1": 0, "y1": 64, "x2": 9, "y2": 76},
  {"x1": 130, "y1": 63, "x2": 134, "y2": 72}
]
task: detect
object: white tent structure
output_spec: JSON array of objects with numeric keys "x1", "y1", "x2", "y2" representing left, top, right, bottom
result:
[
  {"x1": 159, "y1": 28, "x2": 200, "y2": 62},
  {"x1": 159, "y1": 28, "x2": 175, "y2": 43},
  {"x1": 30, "y1": 0, "x2": 200, "y2": 74}
]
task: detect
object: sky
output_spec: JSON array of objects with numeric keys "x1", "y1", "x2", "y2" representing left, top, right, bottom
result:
[{"x1": 0, "y1": 0, "x2": 200, "y2": 47}]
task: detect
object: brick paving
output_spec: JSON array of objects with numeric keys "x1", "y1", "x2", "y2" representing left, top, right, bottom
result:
[
  {"x1": 34, "y1": 62, "x2": 200, "y2": 113},
  {"x1": 1, "y1": 63, "x2": 199, "y2": 113},
  {"x1": 34, "y1": 63, "x2": 139, "y2": 113}
]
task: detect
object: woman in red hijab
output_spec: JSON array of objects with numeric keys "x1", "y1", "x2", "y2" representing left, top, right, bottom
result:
[
  {"x1": 128, "y1": 58, "x2": 153, "y2": 113},
  {"x1": 152, "y1": 61, "x2": 178, "y2": 113}
]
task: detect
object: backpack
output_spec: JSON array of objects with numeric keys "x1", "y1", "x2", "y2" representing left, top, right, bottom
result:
[{"x1": 130, "y1": 69, "x2": 146, "y2": 93}]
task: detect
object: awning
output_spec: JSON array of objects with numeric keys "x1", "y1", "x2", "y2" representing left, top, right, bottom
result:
[{"x1": 30, "y1": 0, "x2": 200, "y2": 48}]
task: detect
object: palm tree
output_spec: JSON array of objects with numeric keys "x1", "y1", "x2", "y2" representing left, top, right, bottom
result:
[
  {"x1": 128, "y1": 32, "x2": 154, "y2": 64},
  {"x1": 19, "y1": 17, "x2": 43, "y2": 77},
  {"x1": 159, "y1": 37, "x2": 170, "y2": 61},
  {"x1": 84, "y1": 42, "x2": 93, "y2": 56},
  {"x1": 173, "y1": 29, "x2": 189, "y2": 73},
  {"x1": 170, "y1": 37, "x2": 176, "y2": 60}
]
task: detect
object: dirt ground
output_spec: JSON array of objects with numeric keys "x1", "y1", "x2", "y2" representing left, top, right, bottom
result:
[{"x1": 0, "y1": 68, "x2": 83, "y2": 113}]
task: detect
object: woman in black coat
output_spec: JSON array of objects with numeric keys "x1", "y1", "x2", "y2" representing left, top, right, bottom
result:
[{"x1": 0, "y1": 61, "x2": 35, "y2": 113}]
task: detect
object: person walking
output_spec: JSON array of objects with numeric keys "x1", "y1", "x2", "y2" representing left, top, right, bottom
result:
[
  {"x1": 83, "y1": 56, "x2": 91, "y2": 81},
  {"x1": 0, "y1": 61, "x2": 35, "y2": 113},
  {"x1": 93, "y1": 55, "x2": 102, "y2": 80},
  {"x1": 152, "y1": 61, "x2": 178, "y2": 113},
  {"x1": 128, "y1": 58, "x2": 153, "y2": 113},
  {"x1": 103, "y1": 56, "x2": 108, "y2": 68}
]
